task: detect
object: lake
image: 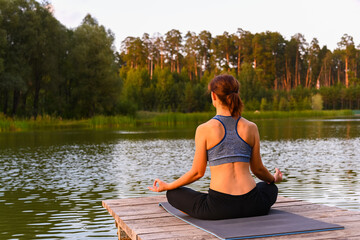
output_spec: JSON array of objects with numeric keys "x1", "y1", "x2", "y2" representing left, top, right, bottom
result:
[{"x1": 0, "y1": 117, "x2": 359, "y2": 239}]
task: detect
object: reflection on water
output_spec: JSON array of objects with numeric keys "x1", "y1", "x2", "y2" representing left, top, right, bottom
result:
[{"x1": 0, "y1": 117, "x2": 359, "y2": 239}]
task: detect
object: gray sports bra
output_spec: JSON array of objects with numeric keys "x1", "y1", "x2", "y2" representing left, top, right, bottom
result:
[{"x1": 207, "y1": 115, "x2": 252, "y2": 166}]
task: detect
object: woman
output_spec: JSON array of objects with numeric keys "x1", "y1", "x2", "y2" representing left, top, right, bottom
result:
[{"x1": 148, "y1": 74, "x2": 283, "y2": 220}]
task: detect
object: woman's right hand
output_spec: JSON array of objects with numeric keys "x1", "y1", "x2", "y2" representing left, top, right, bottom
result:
[
  {"x1": 148, "y1": 179, "x2": 169, "y2": 192},
  {"x1": 274, "y1": 168, "x2": 283, "y2": 183}
]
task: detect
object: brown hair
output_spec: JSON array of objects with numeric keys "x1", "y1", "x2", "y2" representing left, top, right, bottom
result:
[{"x1": 208, "y1": 74, "x2": 243, "y2": 117}]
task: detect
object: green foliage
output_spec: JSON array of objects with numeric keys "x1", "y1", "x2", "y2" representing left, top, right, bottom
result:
[
  {"x1": 0, "y1": 110, "x2": 353, "y2": 132},
  {"x1": 311, "y1": 94, "x2": 323, "y2": 110},
  {"x1": 272, "y1": 96, "x2": 279, "y2": 111},
  {"x1": 90, "y1": 115, "x2": 134, "y2": 128},
  {"x1": 242, "y1": 110, "x2": 353, "y2": 119},
  {"x1": 302, "y1": 97, "x2": 312, "y2": 110},
  {"x1": 113, "y1": 99, "x2": 137, "y2": 117},
  {"x1": 69, "y1": 14, "x2": 120, "y2": 118},
  {"x1": 278, "y1": 97, "x2": 289, "y2": 111},
  {"x1": 244, "y1": 99, "x2": 260, "y2": 111},
  {"x1": 260, "y1": 98, "x2": 270, "y2": 111},
  {"x1": 0, "y1": 1, "x2": 359, "y2": 121}
]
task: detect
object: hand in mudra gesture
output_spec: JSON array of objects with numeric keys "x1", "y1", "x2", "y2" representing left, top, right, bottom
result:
[
  {"x1": 273, "y1": 168, "x2": 283, "y2": 183},
  {"x1": 148, "y1": 179, "x2": 169, "y2": 192}
]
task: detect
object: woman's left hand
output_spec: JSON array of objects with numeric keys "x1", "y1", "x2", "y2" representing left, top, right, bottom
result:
[
  {"x1": 148, "y1": 179, "x2": 169, "y2": 192},
  {"x1": 274, "y1": 168, "x2": 283, "y2": 183}
]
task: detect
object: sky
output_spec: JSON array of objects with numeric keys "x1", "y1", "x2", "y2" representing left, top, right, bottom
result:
[{"x1": 46, "y1": 0, "x2": 360, "y2": 51}]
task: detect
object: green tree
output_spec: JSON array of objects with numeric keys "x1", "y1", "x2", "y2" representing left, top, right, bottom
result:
[
  {"x1": 213, "y1": 32, "x2": 235, "y2": 71},
  {"x1": 69, "y1": 14, "x2": 120, "y2": 117},
  {"x1": 198, "y1": 30, "x2": 212, "y2": 73},
  {"x1": 165, "y1": 29, "x2": 182, "y2": 73},
  {"x1": 337, "y1": 34, "x2": 356, "y2": 88},
  {"x1": 305, "y1": 38, "x2": 320, "y2": 88},
  {"x1": 184, "y1": 31, "x2": 200, "y2": 81},
  {"x1": 0, "y1": 0, "x2": 67, "y2": 117}
]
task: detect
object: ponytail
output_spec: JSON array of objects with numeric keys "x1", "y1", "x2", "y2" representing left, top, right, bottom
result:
[{"x1": 227, "y1": 92, "x2": 243, "y2": 117}]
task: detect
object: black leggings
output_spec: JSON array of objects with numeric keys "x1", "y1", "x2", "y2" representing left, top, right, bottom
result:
[{"x1": 166, "y1": 182, "x2": 278, "y2": 220}]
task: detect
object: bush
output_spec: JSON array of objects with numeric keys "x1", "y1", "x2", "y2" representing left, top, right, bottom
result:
[
  {"x1": 260, "y1": 98, "x2": 270, "y2": 111},
  {"x1": 311, "y1": 93, "x2": 323, "y2": 110},
  {"x1": 113, "y1": 100, "x2": 137, "y2": 117},
  {"x1": 278, "y1": 97, "x2": 289, "y2": 111},
  {"x1": 272, "y1": 96, "x2": 279, "y2": 111},
  {"x1": 244, "y1": 99, "x2": 260, "y2": 111}
]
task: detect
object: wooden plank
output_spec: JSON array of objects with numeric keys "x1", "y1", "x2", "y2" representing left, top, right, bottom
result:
[
  {"x1": 125, "y1": 216, "x2": 187, "y2": 229},
  {"x1": 103, "y1": 195, "x2": 360, "y2": 240},
  {"x1": 138, "y1": 228, "x2": 219, "y2": 240},
  {"x1": 110, "y1": 203, "x2": 166, "y2": 216},
  {"x1": 104, "y1": 195, "x2": 166, "y2": 204},
  {"x1": 136, "y1": 225, "x2": 219, "y2": 240},
  {"x1": 124, "y1": 215, "x2": 216, "y2": 240},
  {"x1": 121, "y1": 212, "x2": 170, "y2": 221}
]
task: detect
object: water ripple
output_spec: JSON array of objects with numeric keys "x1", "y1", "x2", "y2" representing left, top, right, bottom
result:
[{"x1": 0, "y1": 124, "x2": 359, "y2": 239}]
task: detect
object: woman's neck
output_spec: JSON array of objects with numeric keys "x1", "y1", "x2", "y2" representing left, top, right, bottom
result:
[{"x1": 216, "y1": 106, "x2": 231, "y2": 116}]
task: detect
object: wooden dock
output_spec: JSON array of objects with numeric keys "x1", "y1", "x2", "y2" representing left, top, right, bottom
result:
[{"x1": 102, "y1": 195, "x2": 360, "y2": 240}]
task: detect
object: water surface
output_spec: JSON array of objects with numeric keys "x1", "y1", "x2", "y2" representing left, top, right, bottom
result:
[{"x1": 0, "y1": 117, "x2": 359, "y2": 239}]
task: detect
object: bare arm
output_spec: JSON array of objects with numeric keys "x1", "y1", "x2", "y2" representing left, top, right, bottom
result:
[
  {"x1": 249, "y1": 124, "x2": 282, "y2": 183},
  {"x1": 148, "y1": 124, "x2": 208, "y2": 192}
]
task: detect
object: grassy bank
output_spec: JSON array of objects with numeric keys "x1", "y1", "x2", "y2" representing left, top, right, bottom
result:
[
  {"x1": 0, "y1": 114, "x2": 89, "y2": 132},
  {"x1": 242, "y1": 109, "x2": 354, "y2": 120},
  {"x1": 0, "y1": 110, "x2": 355, "y2": 132}
]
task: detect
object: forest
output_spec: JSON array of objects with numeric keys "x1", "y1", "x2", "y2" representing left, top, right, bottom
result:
[{"x1": 1, "y1": 0, "x2": 360, "y2": 119}]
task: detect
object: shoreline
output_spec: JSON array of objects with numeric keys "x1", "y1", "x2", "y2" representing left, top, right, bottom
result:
[{"x1": 0, "y1": 110, "x2": 355, "y2": 132}]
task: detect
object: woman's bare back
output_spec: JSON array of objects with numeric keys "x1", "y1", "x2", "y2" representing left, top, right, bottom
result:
[{"x1": 203, "y1": 117, "x2": 257, "y2": 195}]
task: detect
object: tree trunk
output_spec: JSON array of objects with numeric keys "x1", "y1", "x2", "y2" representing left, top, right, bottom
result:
[
  {"x1": 316, "y1": 65, "x2": 323, "y2": 89},
  {"x1": 282, "y1": 75, "x2": 287, "y2": 90},
  {"x1": 3, "y1": 90, "x2": 8, "y2": 115},
  {"x1": 204, "y1": 54, "x2": 208, "y2": 72},
  {"x1": 274, "y1": 56, "x2": 277, "y2": 90},
  {"x1": 226, "y1": 52, "x2": 230, "y2": 71},
  {"x1": 355, "y1": 52, "x2": 358, "y2": 79},
  {"x1": 324, "y1": 61, "x2": 327, "y2": 86},
  {"x1": 33, "y1": 78, "x2": 41, "y2": 119},
  {"x1": 345, "y1": 56, "x2": 349, "y2": 88},
  {"x1": 177, "y1": 57, "x2": 180, "y2": 73},
  {"x1": 160, "y1": 54, "x2": 164, "y2": 69},
  {"x1": 150, "y1": 59, "x2": 153, "y2": 79},
  {"x1": 295, "y1": 50, "x2": 299, "y2": 87},
  {"x1": 147, "y1": 59, "x2": 150, "y2": 74},
  {"x1": 285, "y1": 58, "x2": 291, "y2": 91},
  {"x1": 21, "y1": 91, "x2": 28, "y2": 116},
  {"x1": 194, "y1": 56, "x2": 198, "y2": 78},
  {"x1": 237, "y1": 46, "x2": 241, "y2": 75},
  {"x1": 305, "y1": 60, "x2": 311, "y2": 88},
  {"x1": 12, "y1": 90, "x2": 20, "y2": 117}
]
